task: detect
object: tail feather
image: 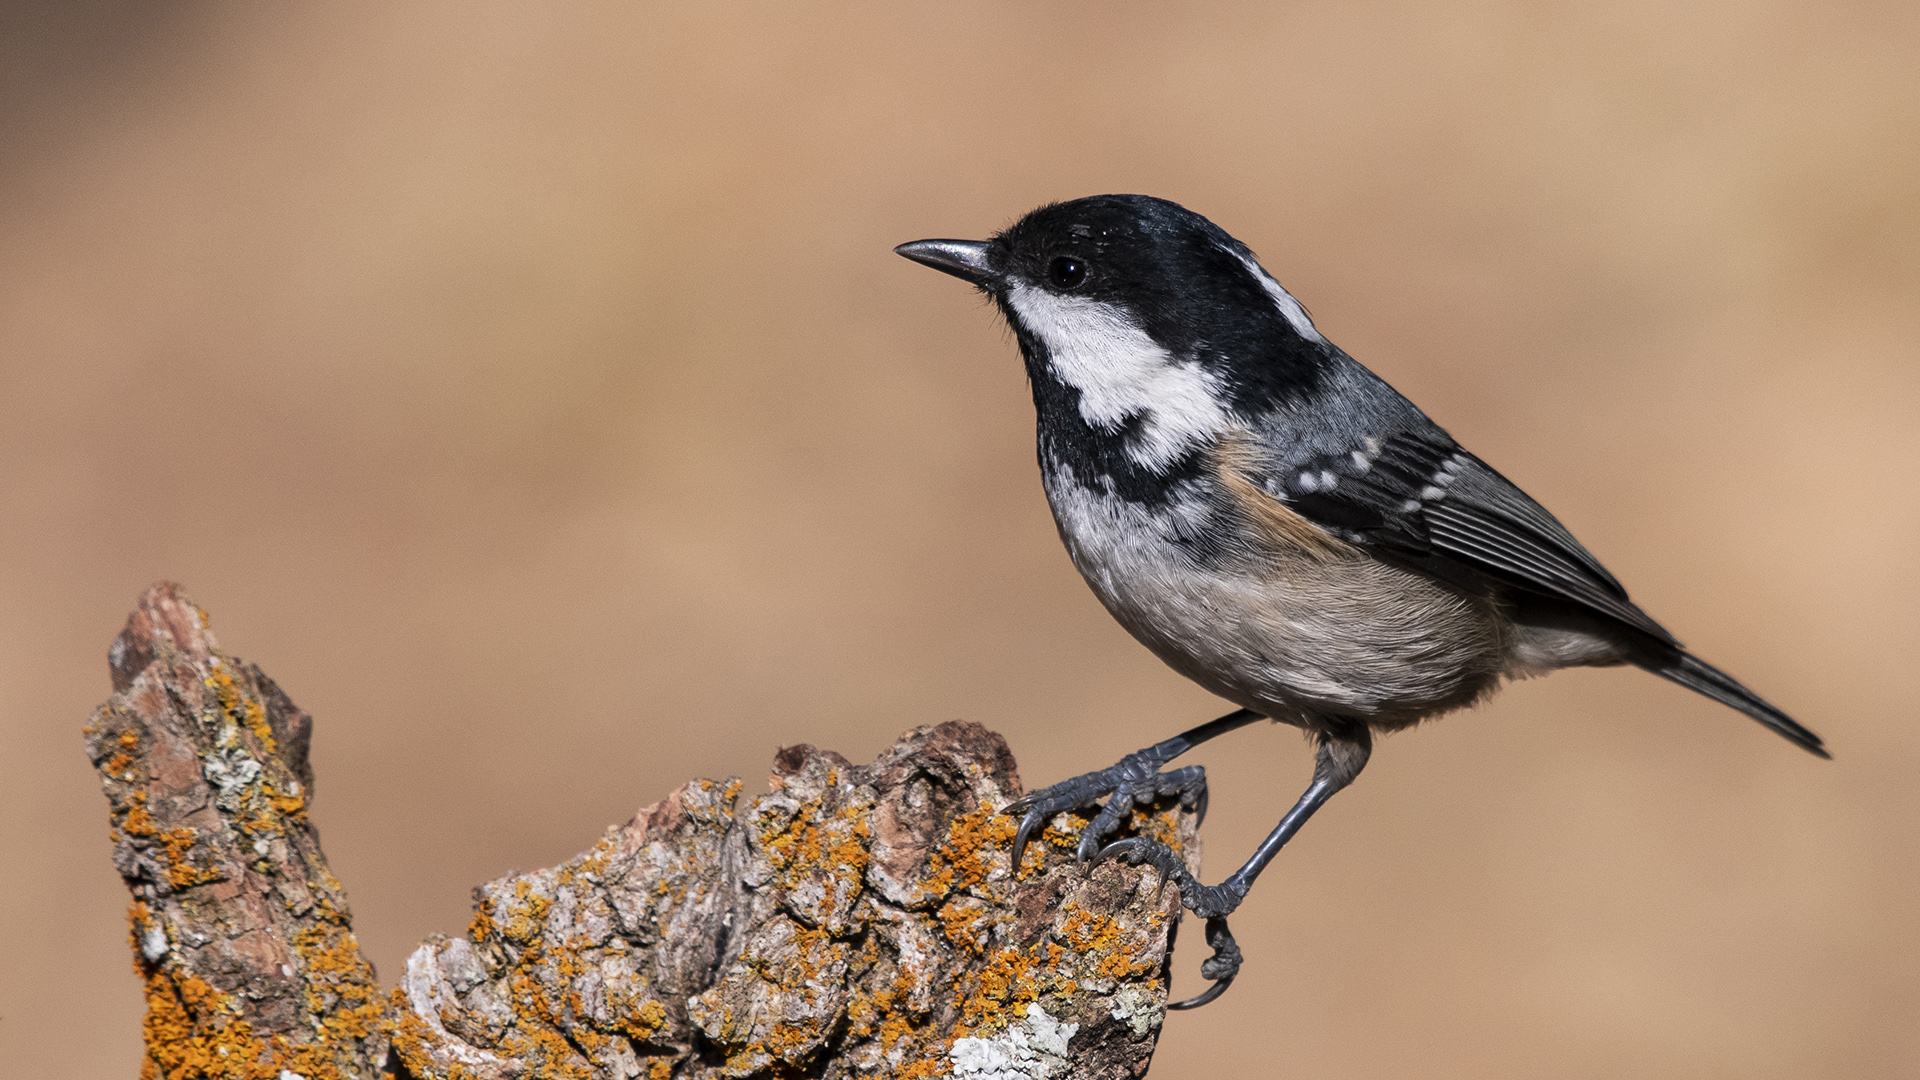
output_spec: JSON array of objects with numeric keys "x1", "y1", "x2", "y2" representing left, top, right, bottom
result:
[{"x1": 1642, "y1": 651, "x2": 1828, "y2": 758}]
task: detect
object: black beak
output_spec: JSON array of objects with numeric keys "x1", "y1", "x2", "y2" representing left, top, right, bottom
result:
[{"x1": 894, "y1": 239, "x2": 995, "y2": 287}]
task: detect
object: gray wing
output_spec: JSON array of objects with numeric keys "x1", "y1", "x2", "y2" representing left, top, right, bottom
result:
[{"x1": 1256, "y1": 424, "x2": 1679, "y2": 646}]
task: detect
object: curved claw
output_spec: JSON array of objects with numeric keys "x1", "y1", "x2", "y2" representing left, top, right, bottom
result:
[
  {"x1": 1095, "y1": 843, "x2": 1247, "y2": 1010},
  {"x1": 1168, "y1": 975, "x2": 1234, "y2": 1010},
  {"x1": 1073, "y1": 824, "x2": 1105, "y2": 863},
  {"x1": 1001, "y1": 752, "x2": 1214, "y2": 875},
  {"x1": 1009, "y1": 809, "x2": 1043, "y2": 872},
  {"x1": 1093, "y1": 837, "x2": 1187, "y2": 882},
  {"x1": 1168, "y1": 915, "x2": 1242, "y2": 1010},
  {"x1": 1099, "y1": 837, "x2": 1247, "y2": 913}
]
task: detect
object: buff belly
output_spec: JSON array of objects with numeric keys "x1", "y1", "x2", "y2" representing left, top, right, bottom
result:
[{"x1": 1047, "y1": 475, "x2": 1511, "y2": 730}]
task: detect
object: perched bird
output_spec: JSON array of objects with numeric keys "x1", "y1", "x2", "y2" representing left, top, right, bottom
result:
[{"x1": 895, "y1": 195, "x2": 1826, "y2": 1008}]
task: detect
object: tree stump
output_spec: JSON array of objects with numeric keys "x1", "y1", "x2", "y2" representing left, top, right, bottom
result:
[{"x1": 85, "y1": 584, "x2": 1201, "y2": 1080}]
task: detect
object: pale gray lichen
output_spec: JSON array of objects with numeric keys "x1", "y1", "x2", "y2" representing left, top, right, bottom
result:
[
  {"x1": 403, "y1": 942, "x2": 509, "y2": 1070},
  {"x1": 202, "y1": 745, "x2": 263, "y2": 798},
  {"x1": 141, "y1": 923, "x2": 170, "y2": 964},
  {"x1": 1108, "y1": 984, "x2": 1165, "y2": 1038},
  {"x1": 948, "y1": 1003, "x2": 1080, "y2": 1080}
]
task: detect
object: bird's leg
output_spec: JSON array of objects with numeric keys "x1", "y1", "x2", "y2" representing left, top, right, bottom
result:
[
  {"x1": 1005, "y1": 708, "x2": 1264, "y2": 870},
  {"x1": 1097, "y1": 721, "x2": 1373, "y2": 1009}
]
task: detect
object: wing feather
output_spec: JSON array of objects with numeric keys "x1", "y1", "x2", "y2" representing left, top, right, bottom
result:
[{"x1": 1252, "y1": 427, "x2": 1677, "y2": 645}]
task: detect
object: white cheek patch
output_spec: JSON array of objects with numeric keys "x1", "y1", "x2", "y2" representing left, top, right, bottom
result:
[
  {"x1": 1226, "y1": 249, "x2": 1325, "y2": 344},
  {"x1": 1006, "y1": 284, "x2": 1231, "y2": 470}
]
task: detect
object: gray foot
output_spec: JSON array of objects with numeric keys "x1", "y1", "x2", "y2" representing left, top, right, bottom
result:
[
  {"x1": 1095, "y1": 837, "x2": 1246, "y2": 1009},
  {"x1": 1003, "y1": 752, "x2": 1208, "y2": 870}
]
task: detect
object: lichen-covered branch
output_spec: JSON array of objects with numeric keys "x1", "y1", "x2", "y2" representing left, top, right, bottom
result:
[
  {"x1": 85, "y1": 583, "x2": 384, "y2": 1080},
  {"x1": 88, "y1": 584, "x2": 1201, "y2": 1080}
]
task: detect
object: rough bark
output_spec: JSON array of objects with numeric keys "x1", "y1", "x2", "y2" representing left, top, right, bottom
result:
[
  {"x1": 87, "y1": 584, "x2": 1201, "y2": 1080},
  {"x1": 86, "y1": 583, "x2": 382, "y2": 1080}
]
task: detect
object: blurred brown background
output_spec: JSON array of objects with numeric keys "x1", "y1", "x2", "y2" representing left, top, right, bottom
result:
[{"x1": 2, "y1": 2, "x2": 1915, "y2": 1076}]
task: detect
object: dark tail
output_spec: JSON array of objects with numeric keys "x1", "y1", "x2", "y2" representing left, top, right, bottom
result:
[{"x1": 1640, "y1": 650, "x2": 1828, "y2": 758}]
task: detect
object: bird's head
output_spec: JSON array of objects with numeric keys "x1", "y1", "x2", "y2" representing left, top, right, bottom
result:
[{"x1": 898, "y1": 195, "x2": 1331, "y2": 475}]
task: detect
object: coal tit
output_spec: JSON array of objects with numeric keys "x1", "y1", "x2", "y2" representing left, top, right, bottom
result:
[{"x1": 896, "y1": 194, "x2": 1825, "y2": 1008}]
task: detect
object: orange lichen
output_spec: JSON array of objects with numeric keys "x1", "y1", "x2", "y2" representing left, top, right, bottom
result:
[
  {"x1": 845, "y1": 959, "x2": 917, "y2": 1053},
  {"x1": 105, "y1": 884, "x2": 388, "y2": 1080},
  {"x1": 278, "y1": 919, "x2": 388, "y2": 1078},
  {"x1": 416, "y1": 844, "x2": 692, "y2": 1078},
  {"x1": 291, "y1": 922, "x2": 384, "y2": 1033},
  {"x1": 941, "y1": 802, "x2": 1015, "y2": 893},
  {"x1": 892, "y1": 1060, "x2": 945, "y2": 1080},
  {"x1": 950, "y1": 945, "x2": 1048, "y2": 1037},
  {"x1": 761, "y1": 1021, "x2": 818, "y2": 1062},
  {"x1": 493, "y1": 955, "x2": 598, "y2": 1080},
  {"x1": 915, "y1": 801, "x2": 1018, "y2": 902},
  {"x1": 137, "y1": 971, "x2": 296, "y2": 1080},
  {"x1": 105, "y1": 729, "x2": 141, "y2": 779},
  {"x1": 128, "y1": 901, "x2": 159, "y2": 970},
  {"x1": 387, "y1": 993, "x2": 439, "y2": 1078},
  {"x1": 467, "y1": 902, "x2": 497, "y2": 943},
  {"x1": 265, "y1": 778, "x2": 308, "y2": 818},
  {"x1": 1039, "y1": 817, "x2": 1084, "y2": 853},
  {"x1": 124, "y1": 791, "x2": 159, "y2": 837},
  {"x1": 234, "y1": 778, "x2": 309, "y2": 845},
  {"x1": 1128, "y1": 805, "x2": 1185, "y2": 853},
  {"x1": 158, "y1": 826, "x2": 222, "y2": 888},
  {"x1": 500, "y1": 879, "x2": 554, "y2": 944},
  {"x1": 1060, "y1": 903, "x2": 1161, "y2": 981},
  {"x1": 758, "y1": 783, "x2": 874, "y2": 936},
  {"x1": 1058, "y1": 906, "x2": 1121, "y2": 954},
  {"x1": 121, "y1": 797, "x2": 224, "y2": 889},
  {"x1": 937, "y1": 898, "x2": 990, "y2": 954},
  {"x1": 764, "y1": 797, "x2": 873, "y2": 880},
  {"x1": 615, "y1": 998, "x2": 669, "y2": 1043},
  {"x1": 203, "y1": 664, "x2": 276, "y2": 755},
  {"x1": 1095, "y1": 948, "x2": 1150, "y2": 981}
]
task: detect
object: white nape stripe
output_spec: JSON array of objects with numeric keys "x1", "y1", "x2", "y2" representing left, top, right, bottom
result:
[
  {"x1": 1226, "y1": 248, "x2": 1326, "y2": 344},
  {"x1": 1006, "y1": 284, "x2": 1231, "y2": 470}
]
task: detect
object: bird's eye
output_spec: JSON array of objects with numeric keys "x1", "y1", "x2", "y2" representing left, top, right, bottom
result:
[{"x1": 1047, "y1": 256, "x2": 1088, "y2": 289}]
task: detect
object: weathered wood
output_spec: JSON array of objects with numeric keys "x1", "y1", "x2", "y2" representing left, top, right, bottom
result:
[
  {"x1": 86, "y1": 583, "x2": 383, "y2": 1080},
  {"x1": 88, "y1": 584, "x2": 1200, "y2": 1079}
]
